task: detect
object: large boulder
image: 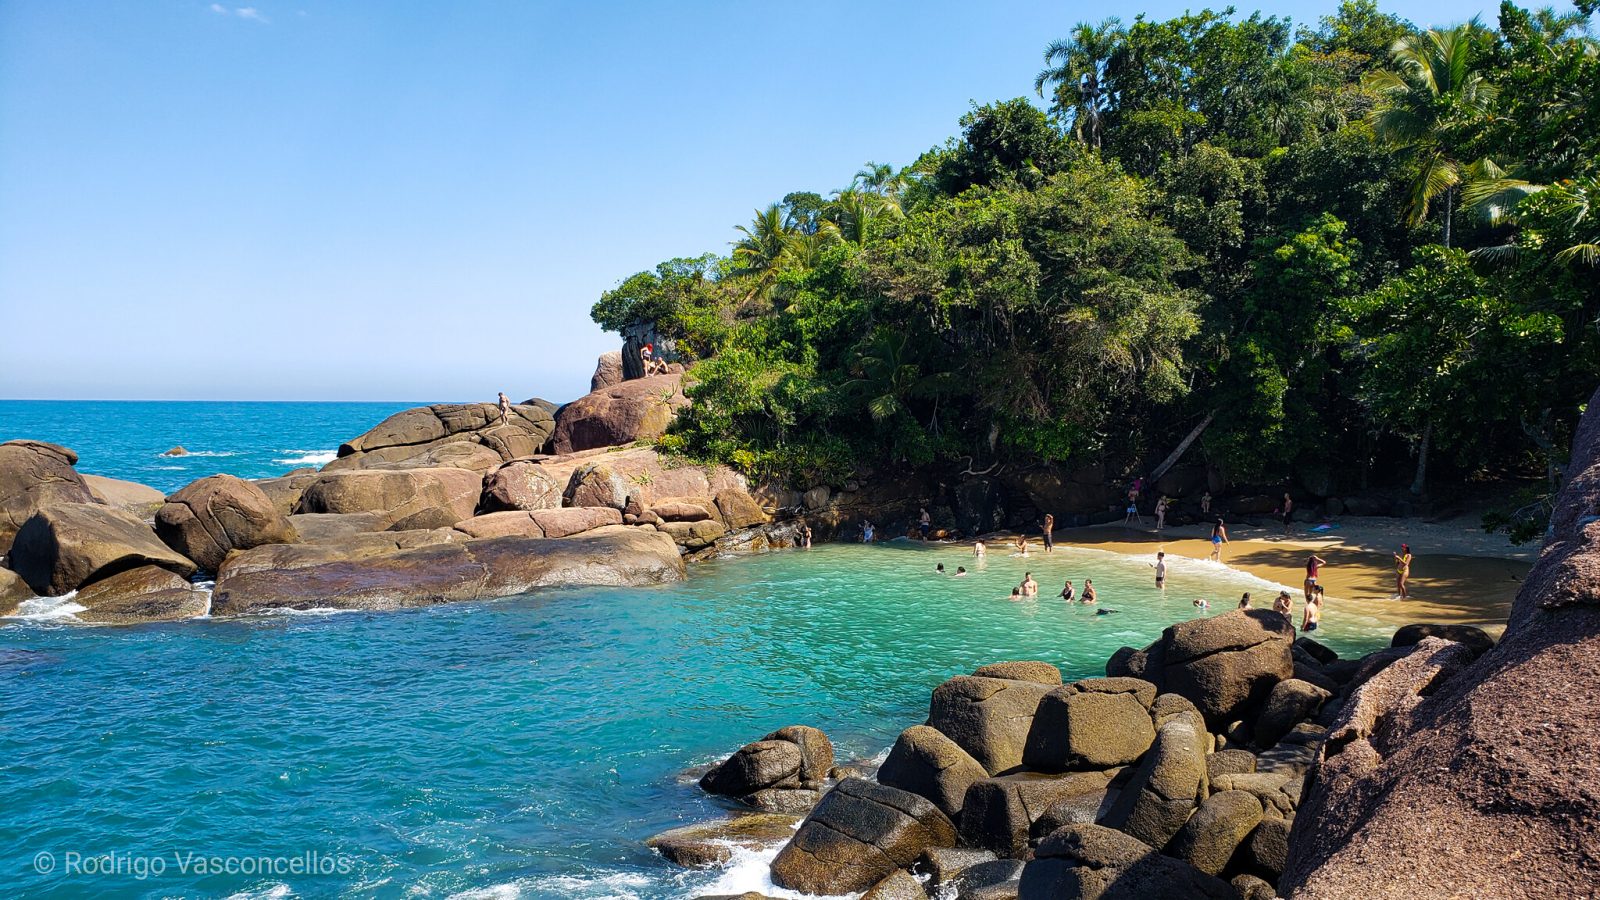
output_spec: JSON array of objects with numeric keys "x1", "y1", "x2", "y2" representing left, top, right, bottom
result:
[
  {"x1": 0, "y1": 567, "x2": 37, "y2": 616},
  {"x1": 154, "y1": 475, "x2": 299, "y2": 572},
  {"x1": 658, "y1": 518, "x2": 726, "y2": 549},
  {"x1": 973, "y1": 661, "x2": 1063, "y2": 686},
  {"x1": 1391, "y1": 622, "x2": 1495, "y2": 659},
  {"x1": 211, "y1": 526, "x2": 682, "y2": 615},
  {"x1": 713, "y1": 487, "x2": 769, "y2": 531},
  {"x1": 1165, "y1": 789, "x2": 1264, "y2": 876},
  {"x1": 478, "y1": 458, "x2": 566, "y2": 512},
  {"x1": 293, "y1": 468, "x2": 483, "y2": 531},
  {"x1": 285, "y1": 512, "x2": 391, "y2": 542},
  {"x1": 8, "y1": 503, "x2": 197, "y2": 595},
  {"x1": 591, "y1": 349, "x2": 624, "y2": 392},
  {"x1": 959, "y1": 771, "x2": 1114, "y2": 857},
  {"x1": 877, "y1": 724, "x2": 991, "y2": 820},
  {"x1": 770, "y1": 778, "x2": 957, "y2": 895},
  {"x1": 646, "y1": 813, "x2": 800, "y2": 869},
  {"x1": 549, "y1": 374, "x2": 689, "y2": 454},
  {"x1": 71, "y1": 565, "x2": 207, "y2": 625},
  {"x1": 1023, "y1": 678, "x2": 1157, "y2": 771},
  {"x1": 1018, "y1": 824, "x2": 1235, "y2": 900},
  {"x1": 254, "y1": 471, "x2": 325, "y2": 517},
  {"x1": 549, "y1": 446, "x2": 745, "y2": 511},
  {"x1": 1100, "y1": 720, "x2": 1208, "y2": 849},
  {"x1": 700, "y1": 726, "x2": 834, "y2": 801},
  {"x1": 1252, "y1": 678, "x2": 1331, "y2": 749},
  {"x1": 327, "y1": 402, "x2": 555, "y2": 472},
  {"x1": 82, "y1": 474, "x2": 165, "y2": 518},
  {"x1": 0, "y1": 440, "x2": 97, "y2": 552},
  {"x1": 216, "y1": 528, "x2": 462, "y2": 580},
  {"x1": 1281, "y1": 387, "x2": 1600, "y2": 899},
  {"x1": 928, "y1": 676, "x2": 1054, "y2": 775},
  {"x1": 451, "y1": 507, "x2": 622, "y2": 540},
  {"x1": 1134, "y1": 610, "x2": 1296, "y2": 728}
]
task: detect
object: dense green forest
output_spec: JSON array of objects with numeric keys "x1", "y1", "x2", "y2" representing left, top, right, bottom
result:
[{"x1": 591, "y1": 1, "x2": 1598, "y2": 534}]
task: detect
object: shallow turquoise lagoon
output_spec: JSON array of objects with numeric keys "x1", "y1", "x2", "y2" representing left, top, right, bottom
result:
[{"x1": 2, "y1": 542, "x2": 1391, "y2": 899}]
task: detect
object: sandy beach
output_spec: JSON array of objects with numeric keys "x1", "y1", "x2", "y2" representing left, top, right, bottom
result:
[{"x1": 1055, "y1": 517, "x2": 1533, "y2": 635}]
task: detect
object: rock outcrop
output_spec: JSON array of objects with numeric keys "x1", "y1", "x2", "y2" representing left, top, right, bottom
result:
[
  {"x1": 1128, "y1": 610, "x2": 1296, "y2": 728},
  {"x1": 478, "y1": 458, "x2": 567, "y2": 512},
  {"x1": 452, "y1": 507, "x2": 622, "y2": 539},
  {"x1": 326, "y1": 403, "x2": 555, "y2": 472},
  {"x1": 770, "y1": 778, "x2": 957, "y2": 895},
  {"x1": 0, "y1": 567, "x2": 36, "y2": 615},
  {"x1": 927, "y1": 676, "x2": 1054, "y2": 775},
  {"x1": 1281, "y1": 383, "x2": 1600, "y2": 898},
  {"x1": 549, "y1": 374, "x2": 689, "y2": 455},
  {"x1": 590, "y1": 349, "x2": 623, "y2": 392},
  {"x1": 1024, "y1": 677, "x2": 1157, "y2": 771},
  {"x1": 155, "y1": 474, "x2": 299, "y2": 572},
  {"x1": 71, "y1": 565, "x2": 207, "y2": 625},
  {"x1": 699, "y1": 726, "x2": 835, "y2": 803},
  {"x1": 647, "y1": 813, "x2": 800, "y2": 869},
  {"x1": 877, "y1": 724, "x2": 991, "y2": 820},
  {"x1": 1100, "y1": 720, "x2": 1208, "y2": 849},
  {"x1": 8, "y1": 503, "x2": 198, "y2": 595},
  {"x1": 1018, "y1": 823, "x2": 1235, "y2": 900},
  {"x1": 293, "y1": 468, "x2": 483, "y2": 531},
  {"x1": 0, "y1": 440, "x2": 97, "y2": 552},
  {"x1": 210, "y1": 527, "x2": 683, "y2": 615}
]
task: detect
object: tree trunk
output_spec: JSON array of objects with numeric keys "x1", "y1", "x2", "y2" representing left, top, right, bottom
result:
[
  {"x1": 1443, "y1": 189, "x2": 1453, "y2": 249},
  {"x1": 1148, "y1": 410, "x2": 1217, "y2": 484},
  {"x1": 1410, "y1": 421, "x2": 1433, "y2": 496}
]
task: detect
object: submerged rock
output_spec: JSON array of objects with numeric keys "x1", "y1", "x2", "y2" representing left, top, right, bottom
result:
[{"x1": 646, "y1": 813, "x2": 799, "y2": 869}]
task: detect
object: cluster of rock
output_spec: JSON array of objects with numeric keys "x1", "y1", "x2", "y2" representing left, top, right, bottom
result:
[
  {"x1": 0, "y1": 358, "x2": 809, "y2": 624},
  {"x1": 658, "y1": 609, "x2": 1503, "y2": 900}
]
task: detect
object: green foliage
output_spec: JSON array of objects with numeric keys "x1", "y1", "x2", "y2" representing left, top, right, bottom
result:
[{"x1": 589, "y1": 1, "x2": 1600, "y2": 495}]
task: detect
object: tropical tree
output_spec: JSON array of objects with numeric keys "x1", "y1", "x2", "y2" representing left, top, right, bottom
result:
[
  {"x1": 1035, "y1": 18, "x2": 1123, "y2": 148},
  {"x1": 1366, "y1": 22, "x2": 1497, "y2": 246},
  {"x1": 828, "y1": 190, "x2": 903, "y2": 246},
  {"x1": 732, "y1": 204, "x2": 795, "y2": 298},
  {"x1": 852, "y1": 161, "x2": 906, "y2": 202}
]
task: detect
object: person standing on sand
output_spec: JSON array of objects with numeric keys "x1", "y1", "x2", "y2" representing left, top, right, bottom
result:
[
  {"x1": 1060, "y1": 580, "x2": 1075, "y2": 602},
  {"x1": 1304, "y1": 552, "x2": 1326, "y2": 601},
  {"x1": 919, "y1": 508, "x2": 932, "y2": 540},
  {"x1": 1281, "y1": 493, "x2": 1295, "y2": 533},
  {"x1": 497, "y1": 392, "x2": 512, "y2": 426},
  {"x1": 1081, "y1": 580, "x2": 1097, "y2": 604},
  {"x1": 1395, "y1": 544, "x2": 1413, "y2": 599},
  {"x1": 1154, "y1": 497, "x2": 1168, "y2": 532},
  {"x1": 1154, "y1": 551, "x2": 1167, "y2": 590},
  {"x1": 1042, "y1": 513, "x2": 1055, "y2": 553},
  {"x1": 1209, "y1": 519, "x2": 1229, "y2": 562}
]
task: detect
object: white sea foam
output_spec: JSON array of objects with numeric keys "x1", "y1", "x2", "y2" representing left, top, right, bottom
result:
[
  {"x1": 684, "y1": 834, "x2": 854, "y2": 899},
  {"x1": 162, "y1": 450, "x2": 241, "y2": 458},
  {"x1": 222, "y1": 885, "x2": 292, "y2": 900},
  {"x1": 4, "y1": 595, "x2": 85, "y2": 622},
  {"x1": 274, "y1": 449, "x2": 337, "y2": 467},
  {"x1": 451, "y1": 870, "x2": 656, "y2": 899}
]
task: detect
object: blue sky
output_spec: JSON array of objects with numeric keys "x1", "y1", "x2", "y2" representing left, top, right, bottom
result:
[{"x1": 0, "y1": 0, "x2": 1575, "y2": 401}]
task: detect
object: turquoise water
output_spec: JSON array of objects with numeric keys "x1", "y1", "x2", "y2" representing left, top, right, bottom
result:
[
  {"x1": 1, "y1": 401, "x2": 1397, "y2": 898},
  {"x1": 0, "y1": 400, "x2": 418, "y2": 493},
  {"x1": 2, "y1": 541, "x2": 1393, "y2": 899}
]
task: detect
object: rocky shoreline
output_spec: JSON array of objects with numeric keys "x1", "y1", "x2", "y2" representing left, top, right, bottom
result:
[{"x1": 652, "y1": 386, "x2": 1600, "y2": 900}]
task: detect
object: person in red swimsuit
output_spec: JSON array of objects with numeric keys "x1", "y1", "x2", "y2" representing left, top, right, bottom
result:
[{"x1": 1304, "y1": 552, "x2": 1326, "y2": 602}]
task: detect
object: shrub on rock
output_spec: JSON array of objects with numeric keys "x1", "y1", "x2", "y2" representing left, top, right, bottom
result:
[
  {"x1": 155, "y1": 475, "x2": 299, "y2": 572},
  {"x1": 9, "y1": 503, "x2": 197, "y2": 595},
  {"x1": 770, "y1": 777, "x2": 957, "y2": 895}
]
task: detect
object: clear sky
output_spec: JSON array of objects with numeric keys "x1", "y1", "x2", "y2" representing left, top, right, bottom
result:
[{"x1": 0, "y1": 0, "x2": 1569, "y2": 402}]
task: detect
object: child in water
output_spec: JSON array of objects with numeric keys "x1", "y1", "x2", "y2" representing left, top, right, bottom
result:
[
  {"x1": 1193, "y1": 598, "x2": 1210, "y2": 610},
  {"x1": 954, "y1": 566, "x2": 968, "y2": 577}
]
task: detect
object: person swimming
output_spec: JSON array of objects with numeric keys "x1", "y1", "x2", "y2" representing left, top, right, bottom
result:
[
  {"x1": 1192, "y1": 597, "x2": 1210, "y2": 610},
  {"x1": 955, "y1": 566, "x2": 968, "y2": 577},
  {"x1": 1021, "y1": 572, "x2": 1039, "y2": 597},
  {"x1": 1009, "y1": 587, "x2": 1023, "y2": 601},
  {"x1": 1081, "y1": 579, "x2": 1097, "y2": 604},
  {"x1": 936, "y1": 563, "x2": 946, "y2": 574},
  {"x1": 1059, "y1": 580, "x2": 1075, "y2": 602}
]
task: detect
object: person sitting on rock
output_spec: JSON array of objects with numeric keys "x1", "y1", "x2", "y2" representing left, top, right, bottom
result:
[{"x1": 640, "y1": 342, "x2": 668, "y2": 376}]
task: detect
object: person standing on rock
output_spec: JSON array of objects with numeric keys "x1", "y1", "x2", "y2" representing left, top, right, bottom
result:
[
  {"x1": 1201, "y1": 491, "x2": 1212, "y2": 515},
  {"x1": 1042, "y1": 513, "x2": 1055, "y2": 552},
  {"x1": 1395, "y1": 543, "x2": 1413, "y2": 599},
  {"x1": 1209, "y1": 518, "x2": 1229, "y2": 562},
  {"x1": 497, "y1": 392, "x2": 511, "y2": 426},
  {"x1": 1281, "y1": 492, "x2": 1295, "y2": 533}
]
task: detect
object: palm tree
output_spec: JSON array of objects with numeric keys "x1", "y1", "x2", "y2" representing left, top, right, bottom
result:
[
  {"x1": 1466, "y1": 167, "x2": 1600, "y2": 265},
  {"x1": 731, "y1": 204, "x2": 794, "y2": 299},
  {"x1": 853, "y1": 161, "x2": 905, "y2": 201},
  {"x1": 844, "y1": 328, "x2": 958, "y2": 427},
  {"x1": 1366, "y1": 23, "x2": 1497, "y2": 247},
  {"x1": 1034, "y1": 18, "x2": 1123, "y2": 149},
  {"x1": 829, "y1": 190, "x2": 903, "y2": 246}
]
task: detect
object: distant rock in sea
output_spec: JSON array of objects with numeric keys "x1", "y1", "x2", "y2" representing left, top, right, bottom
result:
[{"x1": 162, "y1": 446, "x2": 188, "y2": 456}]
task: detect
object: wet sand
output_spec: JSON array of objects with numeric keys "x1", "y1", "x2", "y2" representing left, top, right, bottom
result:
[{"x1": 1055, "y1": 521, "x2": 1532, "y2": 635}]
